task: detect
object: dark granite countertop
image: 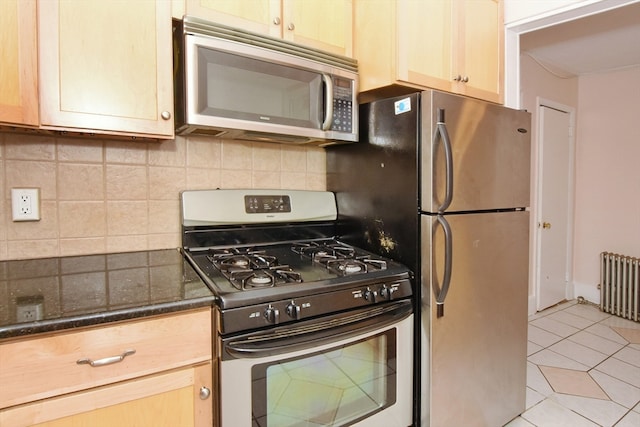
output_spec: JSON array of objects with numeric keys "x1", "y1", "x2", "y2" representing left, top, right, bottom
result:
[{"x1": 0, "y1": 248, "x2": 216, "y2": 340}]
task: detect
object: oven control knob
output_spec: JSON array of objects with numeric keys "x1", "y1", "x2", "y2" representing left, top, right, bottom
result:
[
  {"x1": 364, "y1": 288, "x2": 377, "y2": 303},
  {"x1": 264, "y1": 305, "x2": 280, "y2": 324},
  {"x1": 380, "y1": 285, "x2": 393, "y2": 301},
  {"x1": 286, "y1": 301, "x2": 301, "y2": 320}
]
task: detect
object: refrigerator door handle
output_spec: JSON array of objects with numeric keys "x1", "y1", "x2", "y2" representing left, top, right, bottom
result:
[
  {"x1": 433, "y1": 214, "x2": 453, "y2": 318},
  {"x1": 434, "y1": 109, "x2": 454, "y2": 212}
]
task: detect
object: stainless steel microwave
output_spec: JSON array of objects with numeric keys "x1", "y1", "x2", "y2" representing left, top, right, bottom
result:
[{"x1": 173, "y1": 16, "x2": 358, "y2": 146}]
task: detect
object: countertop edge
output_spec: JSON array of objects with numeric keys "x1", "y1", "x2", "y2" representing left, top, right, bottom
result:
[{"x1": 0, "y1": 296, "x2": 216, "y2": 341}]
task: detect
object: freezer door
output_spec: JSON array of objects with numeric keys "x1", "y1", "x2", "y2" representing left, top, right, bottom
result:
[
  {"x1": 420, "y1": 211, "x2": 529, "y2": 427},
  {"x1": 420, "y1": 91, "x2": 531, "y2": 213}
]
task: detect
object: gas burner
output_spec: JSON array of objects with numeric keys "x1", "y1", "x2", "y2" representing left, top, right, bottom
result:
[
  {"x1": 227, "y1": 266, "x2": 303, "y2": 290},
  {"x1": 217, "y1": 254, "x2": 277, "y2": 271},
  {"x1": 328, "y1": 259, "x2": 367, "y2": 275},
  {"x1": 292, "y1": 242, "x2": 356, "y2": 260},
  {"x1": 207, "y1": 248, "x2": 304, "y2": 290},
  {"x1": 292, "y1": 241, "x2": 387, "y2": 275},
  {"x1": 208, "y1": 248, "x2": 277, "y2": 272},
  {"x1": 232, "y1": 269, "x2": 274, "y2": 288}
]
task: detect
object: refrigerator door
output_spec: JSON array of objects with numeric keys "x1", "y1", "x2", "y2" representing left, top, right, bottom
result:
[
  {"x1": 421, "y1": 210, "x2": 529, "y2": 427},
  {"x1": 420, "y1": 91, "x2": 531, "y2": 213}
]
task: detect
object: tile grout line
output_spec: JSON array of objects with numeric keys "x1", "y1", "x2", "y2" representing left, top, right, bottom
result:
[{"x1": 520, "y1": 302, "x2": 640, "y2": 426}]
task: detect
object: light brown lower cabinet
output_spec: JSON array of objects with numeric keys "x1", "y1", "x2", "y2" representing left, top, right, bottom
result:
[
  {"x1": 0, "y1": 308, "x2": 215, "y2": 427},
  {"x1": 0, "y1": 363, "x2": 212, "y2": 427}
]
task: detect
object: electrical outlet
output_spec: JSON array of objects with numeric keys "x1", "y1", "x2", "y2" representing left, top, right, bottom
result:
[
  {"x1": 11, "y1": 188, "x2": 41, "y2": 221},
  {"x1": 16, "y1": 296, "x2": 44, "y2": 322}
]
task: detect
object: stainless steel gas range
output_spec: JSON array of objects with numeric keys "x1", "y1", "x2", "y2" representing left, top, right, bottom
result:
[{"x1": 181, "y1": 189, "x2": 414, "y2": 427}]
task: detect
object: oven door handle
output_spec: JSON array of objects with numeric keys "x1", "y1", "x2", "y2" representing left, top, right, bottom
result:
[{"x1": 222, "y1": 300, "x2": 413, "y2": 360}]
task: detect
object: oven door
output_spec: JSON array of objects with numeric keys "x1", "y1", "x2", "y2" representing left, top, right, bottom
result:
[{"x1": 219, "y1": 300, "x2": 413, "y2": 427}]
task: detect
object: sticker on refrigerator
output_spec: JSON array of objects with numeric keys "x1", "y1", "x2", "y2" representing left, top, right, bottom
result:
[{"x1": 394, "y1": 98, "x2": 412, "y2": 115}]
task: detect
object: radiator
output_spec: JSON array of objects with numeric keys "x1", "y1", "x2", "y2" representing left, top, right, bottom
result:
[{"x1": 600, "y1": 252, "x2": 640, "y2": 322}]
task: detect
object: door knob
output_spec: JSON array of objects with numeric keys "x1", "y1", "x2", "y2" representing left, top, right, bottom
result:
[{"x1": 542, "y1": 222, "x2": 552, "y2": 229}]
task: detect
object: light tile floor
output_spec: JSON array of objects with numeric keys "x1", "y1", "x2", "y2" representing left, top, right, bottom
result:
[{"x1": 505, "y1": 300, "x2": 640, "y2": 427}]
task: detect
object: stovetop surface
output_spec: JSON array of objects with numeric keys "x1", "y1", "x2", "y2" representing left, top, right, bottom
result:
[{"x1": 184, "y1": 238, "x2": 412, "y2": 309}]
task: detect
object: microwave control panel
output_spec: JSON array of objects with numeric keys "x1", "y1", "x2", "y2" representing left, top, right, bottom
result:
[{"x1": 331, "y1": 77, "x2": 353, "y2": 133}]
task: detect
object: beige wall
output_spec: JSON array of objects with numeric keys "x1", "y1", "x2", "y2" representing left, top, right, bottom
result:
[
  {"x1": 573, "y1": 65, "x2": 640, "y2": 292},
  {"x1": 520, "y1": 57, "x2": 640, "y2": 305},
  {"x1": 0, "y1": 133, "x2": 326, "y2": 260}
]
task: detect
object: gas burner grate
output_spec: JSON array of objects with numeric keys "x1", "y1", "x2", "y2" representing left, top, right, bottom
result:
[
  {"x1": 292, "y1": 241, "x2": 387, "y2": 275},
  {"x1": 207, "y1": 247, "x2": 303, "y2": 290},
  {"x1": 207, "y1": 248, "x2": 276, "y2": 270},
  {"x1": 292, "y1": 241, "x2": 355, "y2": 259}
]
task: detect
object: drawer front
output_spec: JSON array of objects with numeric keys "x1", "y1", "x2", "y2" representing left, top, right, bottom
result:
[{"x1": 0, "y1": 308, "x2": 212, "y2": 409}]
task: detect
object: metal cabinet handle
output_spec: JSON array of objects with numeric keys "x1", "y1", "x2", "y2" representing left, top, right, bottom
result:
[
  {"x1": 77, "y1": 349, "x2": 136, "y2": 367},
  {"x1": 542, "y1": 222, "x2": 552, "y2": 229},
  {"x1": 273, "y1": 17, "x2": 281, "y2": 25},
  {"x1": 161, "y1": 111, "x2": 171, "y2": 120},
  {"x1": 287, "y1": 23, "x2": 295, "y2": 31},
  {"x1": 199, "y1": 387, "x2": 211, "y2": 400}
]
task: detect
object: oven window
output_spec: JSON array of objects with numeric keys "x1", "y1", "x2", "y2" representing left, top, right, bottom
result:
[{"x1": 251, "y1": 330, "x2": 397, "y2": 427}]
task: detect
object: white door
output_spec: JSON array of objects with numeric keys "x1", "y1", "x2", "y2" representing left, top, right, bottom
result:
[{"x1": 536, "y1": 103, "x2": 575, "y2": 311}]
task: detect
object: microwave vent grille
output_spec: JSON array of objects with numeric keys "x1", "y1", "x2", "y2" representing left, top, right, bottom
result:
[
  {"x1": 182, "y1": 15, "x2": 358, "y2": 72},
  {"x1": 177, "y1": 124, "x2": 227, "y2": 138}
]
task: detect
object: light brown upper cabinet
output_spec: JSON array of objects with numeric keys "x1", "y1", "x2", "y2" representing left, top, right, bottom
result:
[
  {"x1": 0, "y1": 0, "x2": 38, "y2": 127},
  {"x1": 186, "y1": 0, "x2": 353, "y2": 57},
  {"x1": 38, "y1": 0, "x2": 174, "y2": 139},
  {"x1": 355, "y1": 0, "x2": 503, "y2": 104}
]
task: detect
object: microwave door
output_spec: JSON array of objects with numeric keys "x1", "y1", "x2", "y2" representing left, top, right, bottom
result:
[{"x1": 186, "y1": 38, "x2": 325, "y2": 133}]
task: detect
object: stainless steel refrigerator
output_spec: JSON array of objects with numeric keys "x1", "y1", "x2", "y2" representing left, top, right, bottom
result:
[{"x1": 327, "y1": 90, "x2": 530, "y2": 427}]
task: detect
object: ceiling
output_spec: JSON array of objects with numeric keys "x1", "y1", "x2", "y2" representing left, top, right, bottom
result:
[{"x1": 519, "y1": 1, "x2": 640, "y2": 77}]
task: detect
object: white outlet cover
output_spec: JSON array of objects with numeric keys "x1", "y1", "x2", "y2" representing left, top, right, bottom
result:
[{"x1": 11, "y1": 188, "x2": 41, "y2": 221}]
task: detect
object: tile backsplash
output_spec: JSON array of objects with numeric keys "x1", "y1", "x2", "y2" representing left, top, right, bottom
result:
[{"x1": 0, "y1": 132, "x2": 326, "y2": 260}]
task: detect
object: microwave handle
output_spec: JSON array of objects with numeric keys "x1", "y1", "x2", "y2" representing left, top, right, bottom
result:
[{"x1": 321, "y1": 74, "x2": 333, "y2": 131}]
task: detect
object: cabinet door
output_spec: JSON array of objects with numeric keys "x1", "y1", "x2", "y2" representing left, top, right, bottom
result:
[
  {"x1": 186, "y1": 0, "x2": 280, "y2": 36},
  {"x1": 355, "y1": 0, "x2": 502, "y2": 103},
  {"x1": 397, "y1": 0, "x2": 453, "y2": 92},
  {"x1": 38, "y1": 0, "x2": 174, "y2": 138},
  {"x1": 186, "y1": 0, "x2": 353, "y2": 57},
  {"x1": 0, "y1": 363, "x2": 213, "y2": 427},
  {"x1": 456, "y1": 0, "x2": 503, "y2": 103},
  {"x1": 0, "y1": 0, "x2": 38, "y2": 126},
  {"x1": 283, "y1": 0, "x2": 353, "y2": 57}
]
